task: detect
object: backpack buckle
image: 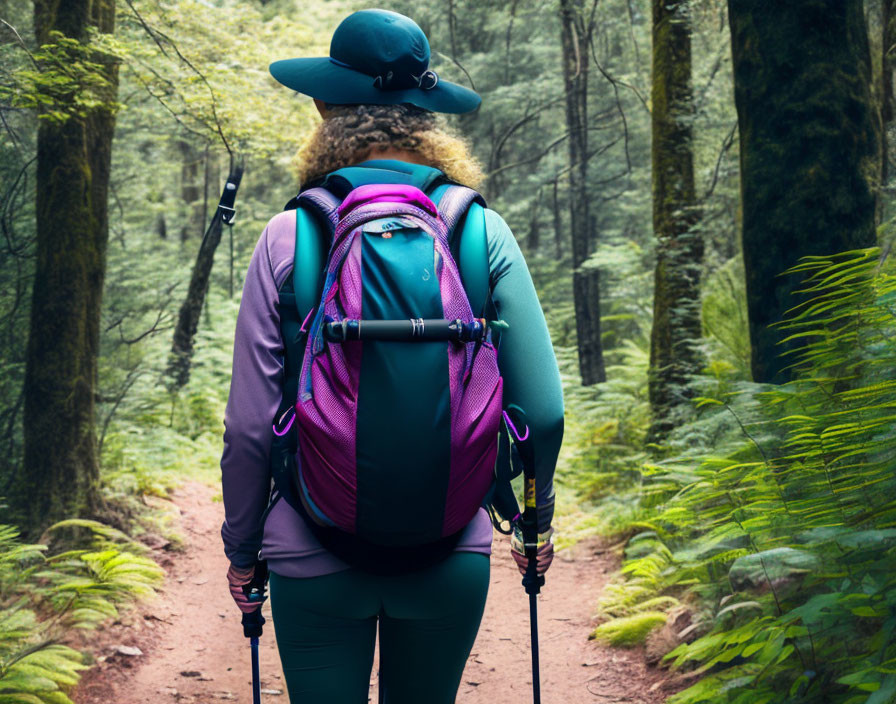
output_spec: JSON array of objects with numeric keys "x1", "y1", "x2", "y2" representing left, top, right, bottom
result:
[
  {"x1": 218, "y1": 204, "x2": 236, "y2": 225},
  {"x1": 273, "y1": 406, "x2": 296, "y2": 436}
]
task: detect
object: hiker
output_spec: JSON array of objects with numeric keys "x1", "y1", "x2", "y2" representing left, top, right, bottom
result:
[{"x1": 220, "y1": 9, "x2": 563, "y2": 703}]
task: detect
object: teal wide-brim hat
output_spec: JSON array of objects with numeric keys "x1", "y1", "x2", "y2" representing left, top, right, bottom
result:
[{"x1": 269, "y1": 9, "x2": 480, "y2": 114}]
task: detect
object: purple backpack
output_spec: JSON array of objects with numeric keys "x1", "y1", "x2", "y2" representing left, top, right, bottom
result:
[{"x1": 282, "y1": 183, "x2": 503, "y2": 557}]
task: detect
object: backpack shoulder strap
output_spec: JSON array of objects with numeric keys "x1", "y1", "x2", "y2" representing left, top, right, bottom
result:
[
  {"x1": 270, "y1": 187, "x2": 341, "y2": 513},
  {"x1": 436, "y1": 185, "x2": 482, "y2": 235},
  {"x1": 276, "y1": 186, "x2": 339, "y2": 397},
  {"x1": 435, "y1": 185, "x2": 490, "y2": 318},
  {"x1": 294, "y1": 187, "x2": 340, "y2": 320}
]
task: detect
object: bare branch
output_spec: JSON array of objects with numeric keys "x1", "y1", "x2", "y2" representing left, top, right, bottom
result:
[
  {"x1": 121, "y1": 0, "x2": 231, "y2": 156},
  {"x1": 589, "y1": 37, "x2": 634, "y2": 175},
  {"x1": 441, "y1": 0, "x2": 476, "y2": 92},
  {"x1": 488, "y1": 132, "x2": 570, "y2": 179},
  {"x1": 0, "y1": 112, "x2": 21, "y2": 158},
  {"x1": 505, "y1": 0, "x2": 520, "y2": 85},
  {"x1": 0, "y1": 19, "x2": 39, "y2": 69},
  {"x1": 588, "y1": 35, "x2": 649, "y2": 114},
  {"x1": 585, "y1": 0, "x2": 601, "y2": 42},
  {"x1": 98, "y1": 366, "x2": 147, "y2": 455},
  {"x1": 625, "y1": 0, "x2": 642, "y2": 66},
  {"x1": 701, "y1": 120, "x2": 738, "y2": 202},
  {"x1": 488, "y1": 95, "x2": 565, "y2": 173},
  {"x1": 554, "y1": 134, "x2": 623, "y2": 179},
  {"x1": 126, "y1": 64, "x2": 212, "y2": 142},
  {"x1": 0, "y1": 156, "x2": 36, "y2": 259},
  {"x1": 693, "y1": 45, "x2": 727, "y2": 114}
]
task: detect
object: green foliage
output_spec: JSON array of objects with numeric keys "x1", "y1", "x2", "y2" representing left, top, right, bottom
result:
[
  {"x1": 550, "y1": 290, "x2": 654, "y2": 540},
  {"x1": 591, "y1": 611, "x2": 668, "y2": 647},
  {"x1": 1, "y1": 30, "x2": 122, "y2": 123},
  {"x1": 599, "y1": 248, "x2": 896, "y2": 702},
  {"x1": 702, "y1": 255, "x2": 750, "y2": 377},
  {"x1": 0, "y1": 522, "x2": 162, "y2": 703},
  {"x1": 116, "y1": 0, "x2": 318, "y2": 158},
  {"x1": 0, "y1": 2, "x2": 767, "y2": 700}
]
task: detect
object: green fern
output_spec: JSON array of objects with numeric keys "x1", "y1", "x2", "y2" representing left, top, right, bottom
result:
[
  {"x1": 598, "y1": 248, "x2": 896, "y2": 702},
  {"x1": 591, "y1": 612, "x2": 668, "y2": 647},
  {"x1": 0, "y1": 522, "x2": 162, "y2": 702}
]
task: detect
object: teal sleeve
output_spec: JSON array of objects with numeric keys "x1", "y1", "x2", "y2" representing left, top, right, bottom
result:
[{"x1": 484, "y1": 209, "x2": 564, "y2": 532}]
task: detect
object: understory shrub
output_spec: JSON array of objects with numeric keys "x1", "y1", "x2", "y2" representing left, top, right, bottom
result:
[{"x1": 597, "y1": 248, "x2": 896, "y2": 703}]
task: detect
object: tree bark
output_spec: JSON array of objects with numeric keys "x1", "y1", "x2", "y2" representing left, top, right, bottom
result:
[
  {"x1": 728, "y1": 0, "x2": 880, "y2": 383},
  {"x1": 552, "y1": 176, "x2": 564, "y2": 259},
  {"x1": 647, "y1": 0, "x2": 702, "y2": 442},
  {"x1": 166, "y1": 162, "x2": 242, "y2": 390},
  {"x1": 18, "y1": 0, "x2": 119, "y2": 529},
  {"x1": 560, "y1": 0, "x2": 606, "y2": 385},
  {"x1": 527, "y1": 187, "x2": 542, "y2": 252},
  {"x1": 179, "y1": 139, "x2": 202, "y2": 241}
]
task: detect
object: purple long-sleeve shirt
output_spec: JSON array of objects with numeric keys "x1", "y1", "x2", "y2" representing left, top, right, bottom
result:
[{"x1": 222, "y1": 194, "x2": 563, "y2": 578}]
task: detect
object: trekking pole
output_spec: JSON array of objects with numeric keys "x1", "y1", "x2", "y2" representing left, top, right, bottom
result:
[
  {"x1": 241, "y1": 561, "x2": 269, "y2": 704},
  {"x1": 504, "y1": 406, "x2": 544, "y2": 704}
]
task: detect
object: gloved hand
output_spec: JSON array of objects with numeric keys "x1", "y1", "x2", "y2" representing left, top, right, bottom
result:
[
  {"x1": 510, "y1": 525, "x2": 555, "y2": 577},
  {"x1": 227, "y1": 562, "x2": 264, "y2": 614}
]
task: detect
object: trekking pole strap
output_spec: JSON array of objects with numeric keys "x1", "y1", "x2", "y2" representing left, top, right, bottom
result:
[
  {"x1": 324, "y1": 318, "x2": 494, "y2": 343},
  {"x1": 217, "y1": 165, "x2": 244, "y2": 226}
]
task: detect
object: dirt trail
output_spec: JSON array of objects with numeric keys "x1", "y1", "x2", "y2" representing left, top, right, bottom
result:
[{"x1": 74, "y1": 483, "x2": 673, "y2": 703}]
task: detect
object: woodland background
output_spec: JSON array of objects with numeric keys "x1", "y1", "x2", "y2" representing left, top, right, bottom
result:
[{"x1": 2, "y1": 0, "x2": 896, "y2": 702}]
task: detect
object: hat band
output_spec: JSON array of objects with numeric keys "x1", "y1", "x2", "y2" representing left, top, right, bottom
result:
[
  {"x1": 329, "y1": 57, "x2": 438, "y2": 92},
  {"x1": 413, "y1": 70, "x2": 439, "y2": 91},
  {"x1": 372, "y1": 68, "x2": 438, "y2": 91}
]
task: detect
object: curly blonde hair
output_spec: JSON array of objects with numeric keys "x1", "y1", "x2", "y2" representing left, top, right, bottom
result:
[{"x1": 294, "y1": 103, "x2": 484, "y2": 189}]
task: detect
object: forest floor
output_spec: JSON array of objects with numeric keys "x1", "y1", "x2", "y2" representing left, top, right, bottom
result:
[{"x1": 73, "y1": 483, "x2": 678, "y2": 704}]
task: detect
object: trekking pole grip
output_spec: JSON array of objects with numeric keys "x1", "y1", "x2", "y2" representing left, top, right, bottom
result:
[
  {"x1": 521, "y1": 472, "x2": 544, "y2": 596},
  {"x1": 504, "y1": 405, "x2": 544, "y2": 595},
  {"x1": 242, "y1": 609, "x2": 266, "y2": 638},
  {"x1": 241, "y1": 560, "x2": 269, "y2": 638}
]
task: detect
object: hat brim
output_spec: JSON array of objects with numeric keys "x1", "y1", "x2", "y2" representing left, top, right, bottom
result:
[{"x1": 269, "y1": 57, "x2": 481, "y2": 114}]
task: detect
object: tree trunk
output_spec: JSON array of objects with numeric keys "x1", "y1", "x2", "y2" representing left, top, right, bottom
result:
[
  {"x1": 179, "y1": 139, "x2": 202, "y2": 242},
  {"x1": 18, "y1": 0, "x2": 119, "y2": 529},
  {"x1": 728, "y1": 0, "x2": 880, "y2": 383},
  {"x1": 552, "y1": 176, "x2": 564, "y2": 259},
  {"x1": 647, "y1": 0, "x2": 702, "y2": 442},
  {"x1": 560, "y1": 0, "x2": 606, "y2": 385},
  {"x1": 527, "y1": 187, "x2": 542, "y2": 252},
  {"x1": 166, "y1": 162, "x2": 242, "y2": 390}
]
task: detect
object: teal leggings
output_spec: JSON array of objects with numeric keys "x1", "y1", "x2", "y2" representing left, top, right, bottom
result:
[{"x1": 269, "y1": 552, "x2": 490, "y2": 704}]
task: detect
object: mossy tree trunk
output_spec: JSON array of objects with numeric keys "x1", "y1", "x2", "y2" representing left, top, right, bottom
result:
[
  {"x1": 18, "y1": 0, "x2": 119, "y2": 530},
  {"x1": 560, "y1": 0, "x2": 606, "y2": 385},
  {"x1": 728, "y1": 0, "x2": 880, "y2": 383},
  {"x1": 647, "y1": 0, "x2": 702, "y2": 442}
]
